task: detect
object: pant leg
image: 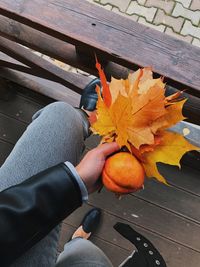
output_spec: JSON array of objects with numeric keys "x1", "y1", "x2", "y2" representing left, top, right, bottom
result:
[
  {"x1": 56, "y1": 238, "x2": 113, "y2": 267},
  {"x1": 0, "y1": 101, "x2": 85, "y2": 267}
]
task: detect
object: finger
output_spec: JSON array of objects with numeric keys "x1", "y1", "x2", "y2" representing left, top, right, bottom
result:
[{"x1": 97, "y1": 142, "x2": 120, "y2": 157}]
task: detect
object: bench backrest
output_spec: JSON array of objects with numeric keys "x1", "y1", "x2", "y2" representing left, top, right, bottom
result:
[{"x1": 0, "y1": 0, "x2": 199, "y2": 123}]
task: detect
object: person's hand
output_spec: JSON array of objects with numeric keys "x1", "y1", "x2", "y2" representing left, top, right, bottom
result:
[{"x1": 76, "y1": 142, "x2": 119, "y2": 194}]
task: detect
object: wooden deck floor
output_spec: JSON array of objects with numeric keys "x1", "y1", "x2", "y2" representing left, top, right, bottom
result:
[{"x1": 1, "y1": 81, "x2": 200, "y2": 267}]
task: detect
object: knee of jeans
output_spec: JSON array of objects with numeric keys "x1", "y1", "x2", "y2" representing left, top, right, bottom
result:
[
  {"x1": 45, "y1": 101, "x2": 74, "y2": 115},
  {"x1": 32, "y1": 101, "x2": 76, "y2": 121}
]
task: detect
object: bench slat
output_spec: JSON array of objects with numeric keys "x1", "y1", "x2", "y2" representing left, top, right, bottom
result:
[
  {"x1": 0, "y1": 68, "x2": 81, "y2": 107},
  {"x1": 0, "y1": 36, "x2": 91, "y2": 94},
  {"x1": 0, "y1": 15, "x2": 129, "y2": 80},
  {"x1": 0, "y1": 0, "x2": 199, "y2": 96},
  {"x1": 89, "y1": 187, "x2": 200, "y2": 252}
]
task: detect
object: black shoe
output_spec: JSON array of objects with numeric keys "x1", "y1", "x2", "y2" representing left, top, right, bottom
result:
[
  {"x1": 79, "y1": 78, "x2": 101, "y2": 111},
  {"x1": 81, "y1": 208, "x2": 101, "y2": 235},
  {"x1": 71, "y1": 208, "x2": 101, "y2": 240},
  {"x1": 76, "y1": 78, "x2": 101, "y2": 138}
]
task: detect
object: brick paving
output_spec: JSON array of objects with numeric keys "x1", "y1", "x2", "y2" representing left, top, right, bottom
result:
[{"x1": 90, "y1": 0, "x2": 200, "y2": 48}]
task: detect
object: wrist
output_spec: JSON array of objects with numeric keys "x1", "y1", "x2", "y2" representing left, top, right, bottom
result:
[
  {"x1": 75, "y1": 166, "x2": 88, "y2": 189},
  {"x1": 64, "y1": 162, "x2": 88, "y2": 202}
]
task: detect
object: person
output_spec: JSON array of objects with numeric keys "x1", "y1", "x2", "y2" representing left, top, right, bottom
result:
[
  {"x1": 0, "y1": 79, "x2": 118, "y2": 267},
  {"x1": 0, "y1": 79, "x2": 167, "y2": 267}
]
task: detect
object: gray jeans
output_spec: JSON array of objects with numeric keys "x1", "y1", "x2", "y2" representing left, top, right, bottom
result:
[{"x1": 0, "y1": 102, "x2": 112, "y2": 267}]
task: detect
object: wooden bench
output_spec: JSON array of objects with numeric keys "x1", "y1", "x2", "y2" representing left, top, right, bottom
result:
[
  {"x1": 0, "y1": 0, "x2": 200, "y2": 122},
  {"x1": 0, "y1": 1, "x2": 200, "y2": 266}
]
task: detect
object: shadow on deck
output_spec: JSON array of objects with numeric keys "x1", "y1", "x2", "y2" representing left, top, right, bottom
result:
[{"x1": 0, "y1": 82, "x2": 200, "y2": 267}]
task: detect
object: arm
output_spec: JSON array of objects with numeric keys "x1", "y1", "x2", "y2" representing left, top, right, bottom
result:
[
  {"x1": 0, "y1": 142, "x2": 119, "y2": 266},
  {"x1": 0, "y1": 163, "x2": 82, "y2": 267}
]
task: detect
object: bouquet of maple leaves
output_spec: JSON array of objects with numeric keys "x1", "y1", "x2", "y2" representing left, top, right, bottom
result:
[{"x1": 89, "y1": 60, "x2": 199, "y2": 194}]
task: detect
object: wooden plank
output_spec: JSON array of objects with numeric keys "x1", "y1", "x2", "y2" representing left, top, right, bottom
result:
[
  {"x1": 156, "y1": 163, "x2": 200, "y2": 196},
  {"x1": 0, "y1": 68, "x2": 81, "y2": 107},
  {"x1": 59, "y1": 223, "x2": 129, "y2": 266},
  {"x1": 0, "y1": 140, "x2": 13, "y2": 165},
  {"x1": 0, "y1": 15, "x2": 129, "y2": 80},
  {"x1": 2, "y1": 49, "x2": 200, "y2": 125},
  {"x1": 87, "y1": 188, "x2": 200, "y2": 251},
  {"x1": 0, "y1": 52, "x2": 53, "y2": 80},
  {"x1": 64, "y1": 204, "x2": 200, "y2": 267},
  {"x1": 134, "y1": 177, "x2": 200, "y2": 223},
  {"x1": 1, "y1": 15, "x2": 199, "y2": 122},
  {"x1": 0, "y1": 59, "x2": 56, "y2": 81},
  {"x1": 0, "y1": 0, "x2": 199, "y2": 95},
  {"x1": 0, "y1": 76, "x2": 54, "y2": 106},
  {"x1": 0, "y1": 24, "x2": 199, "y2": 122},
  {"x1": 0, "y1": 36, "x2": 91, "y2": 94},
  {"x1": 1, "y1": 51, "x2": 200, "y2": 125},
  {"x1": 0, "y1": 113, "x2": 27, "y2": 144},
  {"x1": 0, "y1": 93, "x2": 42, "y2": 124}
]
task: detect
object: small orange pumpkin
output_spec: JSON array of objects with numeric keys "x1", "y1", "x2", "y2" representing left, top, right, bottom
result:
[{"x1": 102, "y1": 152, "x2": 145, "y2": 194}]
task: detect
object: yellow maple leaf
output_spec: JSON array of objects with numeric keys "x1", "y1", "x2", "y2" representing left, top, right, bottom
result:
[
  {"x1": 109, "y1": 93, "x2": 133, "y2": 149},
  {"x1": 142, "y1": 131, "x2": 200, "y2": 184},
  {"x1": 109, "y1": 77, "x2": 126, "y2": 104},
  {"x1": 132, "y1": 85, "x2": 166, "y2": 123},
  {"x1": 127, "y1": 85, "x2": 167, "y2": 148},
  {"x1": 92, "y1": 91, "x2": 133, "y2": 150},
  {"x1": 138, "y1": 77, "x2": 165, "y2": 95},
  {"x1": 127, "y1": 126, "x2": 154, "y2": 149},
  {"x1": 127, "y1": 69, "x2": 143, "y2": 97},
  {"x1": 90, "y1": 65, "x2": 171, "y2": 149},
  {"x1": 138, "y1": 67, "x2": 153, "y2": 83},
  {"x1": 91, "y1": 60, "x2": 200, "y2": 187},
  {"x1": 91, "y1": 83, "x2": 168, "y2": 149},
  {"x1": 164, "y1": 99, "x2": 187, "y2": 128},
  {"x1": 91, "y1": 86, "x2": 115, "y2": 136},
  {"x1": 151, "y1": 98, "x2": 187, "y2": 133}
]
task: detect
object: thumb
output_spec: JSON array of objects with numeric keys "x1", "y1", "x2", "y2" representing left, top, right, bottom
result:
[{"x1": 98, "y1": 142, "x2": 120, "y2": 157}]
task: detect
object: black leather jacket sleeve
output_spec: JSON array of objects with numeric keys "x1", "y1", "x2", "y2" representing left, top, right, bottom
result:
[{"x1": 0, "y1": 163, "x2": 83, "y2": 267}]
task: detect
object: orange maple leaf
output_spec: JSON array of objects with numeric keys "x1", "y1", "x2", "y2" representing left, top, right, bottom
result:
[
  {"x1": 91, "y1": 66, "x2": 167, "y2": 149},
  {"x1": 95, "y1": 56, "x2": 112, "y2": 107},
  {"x1": 90, "y1": 62, "x2": 200, "y2": 184},
  {"x1": 91, "y1": 86, "x2": 166, "y2": 149}
]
